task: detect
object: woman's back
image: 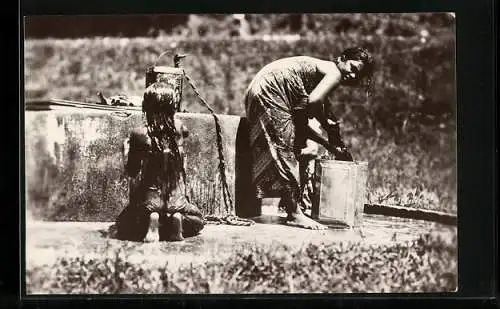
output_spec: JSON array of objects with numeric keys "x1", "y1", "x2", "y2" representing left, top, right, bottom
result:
[{"x1": 245, "y1": 56, "x2": 324, "y2": 109}]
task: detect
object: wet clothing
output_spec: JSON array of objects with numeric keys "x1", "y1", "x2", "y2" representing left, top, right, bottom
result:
[
  {"x1": 116, "y1": 120, "x2": 204, "y2": 241},
  {"x1": 116, "y1": 206, "x2": 204, "y2": 242},
  {"x1": 244, "y1": 56, "x2": 347, "y2": 211}
]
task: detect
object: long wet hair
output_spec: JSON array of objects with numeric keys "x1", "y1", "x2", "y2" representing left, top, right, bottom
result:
[
  {"x1": 334, "y1": 47, "x2": 375, "y2": 95},
  {"x1": 142, "y1": 81, "x2": 183, "y2": 196}
]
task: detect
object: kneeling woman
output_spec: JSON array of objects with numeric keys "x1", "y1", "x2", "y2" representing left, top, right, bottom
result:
[{"x1": 115, "y1": 81, "x2": 204, "y2": 242}]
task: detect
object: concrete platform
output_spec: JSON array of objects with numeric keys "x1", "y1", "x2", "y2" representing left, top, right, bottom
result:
[{"x1": 25, "y1": 211, "x2": 456, "y2": 271}]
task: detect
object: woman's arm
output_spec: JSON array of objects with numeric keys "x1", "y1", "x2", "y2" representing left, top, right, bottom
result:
[
  {"x1": 305, "y1": 116, "x2": 351, "y2": 158},
  {"x1": 125, "y1": 130, "x2": 149, "y2": 177},
  {"x1": 305, "y1": 125, "x2": 333, "y2": 152},
  {"x1": 308, "y1": 58, "x2": 342, "y2": 105}
]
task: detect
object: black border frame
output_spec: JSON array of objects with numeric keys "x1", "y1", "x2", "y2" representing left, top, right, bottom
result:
[{"x1": 7, "y1": 0, "x2": 497, "y2": 307}]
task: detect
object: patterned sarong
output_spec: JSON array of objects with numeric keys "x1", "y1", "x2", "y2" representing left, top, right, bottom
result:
[{"x1": 244, "y1": 56, "x2": 324, "y2": 210}]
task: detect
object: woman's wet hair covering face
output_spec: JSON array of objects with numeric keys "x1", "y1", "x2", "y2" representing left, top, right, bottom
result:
[
  {"x1": 143, "y1": 82, "x2": 177, "y2": 119},
  {"x1": 141, "y1": 81, "x2": 184, "y2": 195},
  {"x1": 142, "y1": 81, "x2": 179, "y2": 152}
]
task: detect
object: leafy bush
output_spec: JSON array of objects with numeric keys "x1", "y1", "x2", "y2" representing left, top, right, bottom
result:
[{"x1": 26, "y1": 229, "x2": 457, "y2": 294}]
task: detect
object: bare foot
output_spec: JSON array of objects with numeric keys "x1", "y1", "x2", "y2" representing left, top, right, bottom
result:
[
  {"x1": 168, "y1": 212, "x2": 184, "y2": 242},
  {"x1": 286, "y1": 213, "x2": 328, "y2": 230},
  {"x1": 143, "y1": 212, "x2": 160, "y2": 243}
]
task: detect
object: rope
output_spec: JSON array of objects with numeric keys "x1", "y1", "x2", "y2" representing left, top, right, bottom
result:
[
  {"x1": 182, "y1": 71, "x2": 255, "y2": 227},
  {"x1": 204, "y1": 214, "x2": 255, "y2": 226}
]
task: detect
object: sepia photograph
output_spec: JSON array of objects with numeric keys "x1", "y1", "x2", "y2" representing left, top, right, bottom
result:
[{"x1": 24, "y1": 13, "x2": 457, "y2": 294}]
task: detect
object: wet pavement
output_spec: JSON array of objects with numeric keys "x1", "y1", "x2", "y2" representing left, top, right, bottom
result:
[{"x1": 25, "y1": 208, "x2": 456, "y2": 271}]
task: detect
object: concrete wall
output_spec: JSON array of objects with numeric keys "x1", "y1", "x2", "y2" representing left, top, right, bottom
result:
[{"x1": 24, "y1": 109, "x2": 255, "y2": 221}]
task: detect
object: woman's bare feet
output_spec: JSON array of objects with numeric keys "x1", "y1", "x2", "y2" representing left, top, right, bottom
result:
[
  {"x1": 282, "y1": 195, "x2": 328, "y2": 230},
  {"x1": 286, "y1": 213, "x2": 328, "y2": 230},
  {"x1": 168, "y1": 212, "x2": 184, "y2": 241},
  {"x1": 143, "y1": 212, "x2": 160, "y2": 243}
]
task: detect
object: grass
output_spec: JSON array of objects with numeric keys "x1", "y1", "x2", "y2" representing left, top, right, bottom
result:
[
  {"x1": 26, "y1": 229, "x2": 457, "y2": 294},
  {"x1": 351, "y1": 129, "x2": 456, "y2": 212}
]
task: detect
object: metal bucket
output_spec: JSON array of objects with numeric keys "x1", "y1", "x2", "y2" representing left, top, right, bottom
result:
[{"x1": 312, "y1": 160, "x2": 368, "y2": 228}]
